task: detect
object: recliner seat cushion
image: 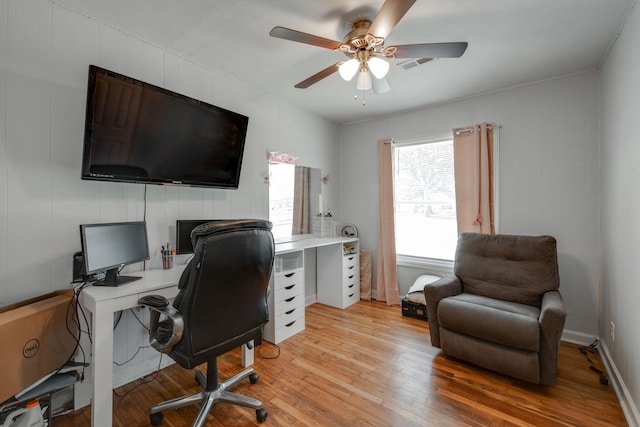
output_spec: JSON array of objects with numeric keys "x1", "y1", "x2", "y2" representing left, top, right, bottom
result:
[{"x1": 438, "y1": 293, "x2": 541, "y2": 352}]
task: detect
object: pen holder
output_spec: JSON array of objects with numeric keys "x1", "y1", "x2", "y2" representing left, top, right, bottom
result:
[{"x1": 162, "y1": 252, "x2": 174, "y2": 270}]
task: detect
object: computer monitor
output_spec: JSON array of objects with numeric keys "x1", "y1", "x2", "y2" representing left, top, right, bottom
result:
[
  {"x1": 176, "y1": 220, "x2": 217, "y2": 254},
  {"x1": 79, "y1": 221, "x2": 150, "y2": 286}
]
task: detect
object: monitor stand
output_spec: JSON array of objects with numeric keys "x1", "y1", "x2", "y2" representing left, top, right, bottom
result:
[{"x1": 93, "y1": 268, "x2": 142, "y2": 287}]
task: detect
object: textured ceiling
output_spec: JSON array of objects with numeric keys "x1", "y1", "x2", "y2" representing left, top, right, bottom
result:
[{"x1": 54, "y1": 0, "x2": 633, "y2": 124}]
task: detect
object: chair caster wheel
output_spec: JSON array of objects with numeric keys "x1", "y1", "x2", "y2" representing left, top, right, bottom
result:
[
  {"x1": 256, "y1": 408, "x2": 268, "y2": 423},
  {"x1": 150, "y1": 411, "x2": 164, "y2": 426},
  {"x1": 249, "y1": 372, "x2": 259, "y2": 384}
]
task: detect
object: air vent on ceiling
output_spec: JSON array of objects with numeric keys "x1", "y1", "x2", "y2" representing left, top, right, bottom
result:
[{"x1": 397, "y1": 57, "x2": 435, "y2": 70}]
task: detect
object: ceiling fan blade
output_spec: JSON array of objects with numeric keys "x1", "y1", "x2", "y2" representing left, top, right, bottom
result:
[
  {"x1": 368, "y1": 0, "x2": 416, "y2": 39},
  {"x1": 391, "y1": 42, "x2": 469, "y2": 59},
  {"x1": 294, "y1": 62, "x2": 341, "y2": 89},
  {"x1": 270, "y1": 26, "x2": 342, "y2": 50}
]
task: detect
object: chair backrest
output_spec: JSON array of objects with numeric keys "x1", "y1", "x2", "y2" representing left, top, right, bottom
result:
[
  {"x1": 170, "y1": 219, "x2": 275, "y2": 367},
  {"x1": 454, "y1": 232, "x2": 559, "y2": 307}
]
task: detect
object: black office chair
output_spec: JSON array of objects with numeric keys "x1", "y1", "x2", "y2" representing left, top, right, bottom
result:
[{"x1": 138, "y1": 219, "x2": 275, "y2": 426}]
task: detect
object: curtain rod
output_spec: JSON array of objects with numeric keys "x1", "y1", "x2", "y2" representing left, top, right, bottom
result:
[{"x1": 454, "y1": 124, "x2": 501, "y2": 136}]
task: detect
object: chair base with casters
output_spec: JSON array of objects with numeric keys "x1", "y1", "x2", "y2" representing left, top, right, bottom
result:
[{"x1": 148, "y1": 359, "x2": 267, "y2": 426}]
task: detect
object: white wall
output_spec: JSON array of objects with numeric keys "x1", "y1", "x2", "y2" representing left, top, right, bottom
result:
[
  {"x1": 339, "y1": 70, "x2": 600, "y2": 337},
  {"x1": 0, "y1": 0, "x2": 339, "y2": 385},
  {"x1": 600, "y1": 0, "x2": 640, "y2": 422}
]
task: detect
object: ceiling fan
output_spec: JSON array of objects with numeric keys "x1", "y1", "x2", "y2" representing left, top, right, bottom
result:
[{"x1": 269, "y1": 0, "x2": 468, "y2": 95}]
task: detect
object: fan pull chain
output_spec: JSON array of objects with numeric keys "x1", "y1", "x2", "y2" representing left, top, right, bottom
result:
[{"x1": 353, "y1": 91, "x2": 367, "y2": 106}]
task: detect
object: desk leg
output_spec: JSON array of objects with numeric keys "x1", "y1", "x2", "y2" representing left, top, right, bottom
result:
[
  {"x1": 90, "y1": 304, "x2": 114, "y2": 427},
  {"x1": 241, "y1": 341, "x2": 254, "y2": 367}
]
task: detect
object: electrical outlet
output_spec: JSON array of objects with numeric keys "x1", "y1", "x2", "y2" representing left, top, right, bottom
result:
[{"x1": 610, "y1": 321, "x2": 615, "y2": 342}]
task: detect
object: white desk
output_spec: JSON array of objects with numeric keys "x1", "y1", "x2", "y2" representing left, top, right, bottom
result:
[{"x1": 79, "y1": 236, "x2": 357, "y2": 427}]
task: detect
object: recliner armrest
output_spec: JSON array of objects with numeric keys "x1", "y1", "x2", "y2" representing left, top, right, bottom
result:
[
  {"x1": 539, "y1": 290, "x2": 565, "y2": 329},
  {"x1": 138, "y1": 294, "x2": 184, "y2": 354},
  {"x1": 424, "y1": 275, "x2": 463, "y2": 347},
  {"x1": 538, "y1": 290, "x2": 566, "y2": 385}
]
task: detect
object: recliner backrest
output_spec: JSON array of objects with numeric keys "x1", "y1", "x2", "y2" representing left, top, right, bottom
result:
[
  {"x1": 454, "y1": 232, "x2": 559, "y2": 307},
  {"x1": 172, "y1": 219, "x2": 275, "y2": 362}
]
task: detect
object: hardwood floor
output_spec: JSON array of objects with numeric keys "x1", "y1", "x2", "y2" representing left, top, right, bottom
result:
[{"x1": 55, "y1": 301, "x2": 627, "y2": 426}]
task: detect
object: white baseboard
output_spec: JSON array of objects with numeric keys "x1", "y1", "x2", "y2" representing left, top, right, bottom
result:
[
  {"x1": 598, "y1": 340, "x2": 640, "y2": 427},
  {"x1": 561, "y1": 329, "x2": 599, "y2": 346},
  {"x1": 306, "y1": 292, "x2": 317, "y2": 306},
  {"x1": 561, "y1": 330, "x2": 639, "y2": 427}
]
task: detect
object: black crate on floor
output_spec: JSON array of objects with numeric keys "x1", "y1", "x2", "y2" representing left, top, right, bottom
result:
[{"x1": 401, "y1": 297, "x2": 428, "y2": 321}]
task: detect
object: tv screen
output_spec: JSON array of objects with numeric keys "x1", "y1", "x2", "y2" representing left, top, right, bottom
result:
[
  {"x1": 79, "y1": 221, "x2": 150, "y2": 286},
  {"x1": 81, "y1": 65, "x2": 248, "y2": 189}
]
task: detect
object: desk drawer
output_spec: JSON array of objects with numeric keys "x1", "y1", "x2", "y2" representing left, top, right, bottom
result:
[
  {"x1": 343, "y1": 268, "x2": 359, "y2": 281},
  {"x1": 273, "y1": 313, "x2": 305, "y2": 343},
  {"x1": 343, "y1": 264, "x2": 358, "y2": 278},
  {"x1": 274, "y1": 304, "x2": 304, "y2": 329},
  {"x1": 344, "y1": 255, "x2": 358, "y2": 269},
  {"x1": 275, "y1": 270, "x2": 304, "y2": 289},
  {"x1": 344, "y1": 280, "x2": 358, "y2": 294},
  {"x1": 343, "y1": 290, "x2": 359, "y2": 307},
  {"x1": 274, "y1": 281, "x2": 304, "y2": 302},
  {"x1": 274, "y1": 294, "x2": 304, "y2": 315}
]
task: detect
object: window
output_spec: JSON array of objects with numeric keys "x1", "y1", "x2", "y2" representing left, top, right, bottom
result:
[
  {"x1": 394, "y1": 135, "x2": 458, "y2": 261},
  {"x1": 268, "y1": 162, "x2": 295, "y2": 240}
]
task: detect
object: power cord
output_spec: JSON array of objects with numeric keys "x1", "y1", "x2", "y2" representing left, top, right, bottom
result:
[
  {"x1": 257, "y1": 340, "x2": 281, "y2": 359},
  {"x1": 113, "y1": 353, "x2": 163, "y2": 398},
  {"x1": 579, "y1": 339, "x2": 609, "y2": 386},
  {"x1": 54, "y1": 281, "x2": 93, "y2": 383},
  {"x1": 111, "y1": 309, "x2": 153, "y2": 366}
]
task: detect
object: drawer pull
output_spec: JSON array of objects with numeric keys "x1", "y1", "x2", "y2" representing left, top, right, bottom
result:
[
  {"x1": 285, "y1": 320, "x2": 296, "y2": 327},
  {"x1": 348, "y1": 274, "x2": 355, "y2": 279},
  {"x1": 284, "y1": 272, "x2": 295, "y2": 278},
  {"x1": 348, "y1": 293, "x2": 354, "y2": 298},
  {"x1": 348, "y1": 284, "x2": 354, "y2": 288},
  {"x1": 285, "y1": 308, "x2": 296, "y2": 315},
  {"x1": 285, "y1": 284, "x2": 295, "y2": 290},
  {"x1": 348, "y1": 256, "x2": 355, "y2": 261},
  {"x1": 285, "y1": 296, "x2": 296, "y2": 303},
  {"x1": 347, "y1": 266, "x2": 354, "y2": 270}
]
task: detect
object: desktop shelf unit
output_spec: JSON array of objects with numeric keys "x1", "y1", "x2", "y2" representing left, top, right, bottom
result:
[{"x1": 317, "y1": 240, "x2": 360, "y2": 309}]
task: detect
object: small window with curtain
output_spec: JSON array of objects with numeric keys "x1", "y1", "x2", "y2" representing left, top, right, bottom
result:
[{"x1": 393, "y1": 134, "x2": 458, "y2": 261}]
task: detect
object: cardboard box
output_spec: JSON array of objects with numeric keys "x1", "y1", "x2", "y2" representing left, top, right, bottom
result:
[{"x1": 0, "y1": 290, "x2": 77, "y2": 403}]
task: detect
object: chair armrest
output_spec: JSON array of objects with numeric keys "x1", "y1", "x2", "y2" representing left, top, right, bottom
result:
[
  {"x1": 424, "y1": 275, "x2": 463, "y2": 348},
  {"x1": 539, "y1": 290, "x2": 566, "y2": 385},
  {"x1": 138, "y1": 295, "x2": 184, "y2": 354}
]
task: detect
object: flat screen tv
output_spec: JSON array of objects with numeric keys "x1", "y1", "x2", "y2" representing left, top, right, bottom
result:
[{"x1": 81, "y1": 65, "x2": 248, "y2": 189}]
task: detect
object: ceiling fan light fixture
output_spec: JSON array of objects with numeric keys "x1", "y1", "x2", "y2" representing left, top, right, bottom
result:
[
  {"x1": 372, "y1": 77, "x2": 390, "y2": 94},
  {"x1": 338, "y1": 58, "x2": 359, "y2": 81},
  {"x1": 356, "y1": 70, "x2": 372, "y2": 91},
  {"x1": 368, "y1": 57, "x2": 390, "y2": 79}
]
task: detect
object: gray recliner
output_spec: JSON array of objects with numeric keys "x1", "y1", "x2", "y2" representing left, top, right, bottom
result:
[{"x1": 424, "y1": 232, "x2": 566, "y2": 386}]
